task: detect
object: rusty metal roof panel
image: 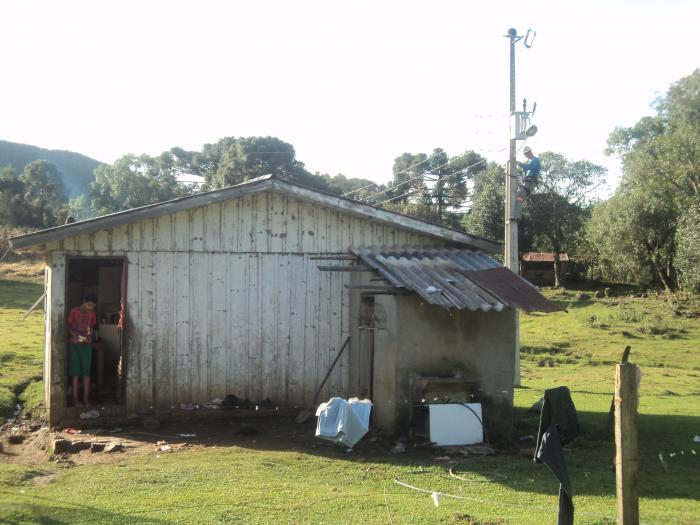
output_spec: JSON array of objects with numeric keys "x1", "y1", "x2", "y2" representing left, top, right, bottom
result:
[{"x1": 353, "y1": 247, "x2": 557, "y2": 312}]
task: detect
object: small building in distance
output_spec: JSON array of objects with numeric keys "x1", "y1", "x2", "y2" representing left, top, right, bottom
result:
[{"x1": 521, "y1": 252, "x2": 570, "y2": 287}]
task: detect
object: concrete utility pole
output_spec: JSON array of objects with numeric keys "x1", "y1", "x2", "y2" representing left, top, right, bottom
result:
[{"x1": 505, "y1": 28, "x2": 522, "y2": 386}]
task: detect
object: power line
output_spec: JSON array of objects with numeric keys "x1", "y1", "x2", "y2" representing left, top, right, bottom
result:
[
  {"x1": 374, "y1": 156, "x2": 492, "y2": 207},
  {"x1": 341, "y1": 150, "x2": 448, "y2": 197},
  {"x1": 361, "y1": 151, "x2": 482, "y2": 204}
]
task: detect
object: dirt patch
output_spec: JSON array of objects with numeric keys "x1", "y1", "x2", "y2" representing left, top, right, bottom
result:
[{"x1": 0, "y1": 416, "x2": 409, "y2": 467}]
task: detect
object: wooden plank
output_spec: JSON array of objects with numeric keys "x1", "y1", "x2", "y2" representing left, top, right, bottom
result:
[
  {"x1": 222, "y1": 199, "x2": 239, "y2": 252},
  {"x1": 174, "y1": 251, "x2": 192, "y2": 404},
  {"x1": 287, "y1": 254, "x2": 305, "y2": 405},
  {"x1": 204, "y1": 202, "x2": 222, "y2": 252},
  {"x1": 244, "y1": 254, "x2": 258, "y2": 400},
  {"x1": 615, "y1": 363, "x2": 640, "y2": 525},
  {"x1": 275, "y1": 254, "x2": 291, "y2": 404},
  {"x1": 125, "y1": 253, "x2": 141, "y2": 412},
  {"x1": 229, "y1": 254, "x2": 249, "y2": 398},
  {"x1": 153, "y1": 215, "x2": 172, "y2": 252},
  {"x1": 153, "y1": 252, "x2": 174, "y2": 409},
  {"x1": 46, "y1": 253, "x2": 67, "y2": 425},
  {"x1": 259, "y1": 254, "x2": 277, "y2": 400},
  {"x1": 139, "y1": 251, "x2": 155, "y2": 409},
  {"x1": 190, "y1": 208, "x2": 204, "y2": 252},
  {"x1": 286, "y1": 198, "x2": 301, "y2": 253},
  {"x1": 316, "y1": 263, "x2": 332, "y2": 400},
  {"x1": 190, "y1": 252, "x2": 209, "y2": 402},
  {"x1": 208, "y1": 253, "x2": 228, "y2": 398},
  {"x1": 302, "y1": 254, "x2": 320, "y2": 405}
]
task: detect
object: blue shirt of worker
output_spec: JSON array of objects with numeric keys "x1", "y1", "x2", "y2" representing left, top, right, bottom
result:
[{"x1": 523, "y1": 155, "x2": 541, "y2": 183}]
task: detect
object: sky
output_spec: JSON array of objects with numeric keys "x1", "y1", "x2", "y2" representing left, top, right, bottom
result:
[{"x1": 1, "y1": 0, "x2": 698, "y2": 196}]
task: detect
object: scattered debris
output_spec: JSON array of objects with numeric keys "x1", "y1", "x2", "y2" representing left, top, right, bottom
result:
[
  {"x1": 425, "y1": 286, "x2": 441, "y2": 295},
  {"x1": 52, "y1": 438, "x2": 72, "y2": 454},
  {"x1": 63, "y1": 427, "x2": 81, "y2": 435},
  {"x1": 694, "y1": 435, "x2": 700, "y2": 443},
  {"x1": 70, "y1": 440, "x2": 92, "y2": 453},
  {"x1": 431, "y1": 492, "x2": 441, "y2": 507},
  {"x1": 390, "y1": 442, "x2": 406, "y2": 454},
  {"x1": 8, "y1": 434, "x2": 25, "y2": 444},
  {"x1": 79, "y1": 409, "x2": 100, "y2": 420},
  {"x1": 177, "y1": 433, "x2": 197, "y2": 438},
  {"x1": 442, "y1": 445, "x2": 496, "y2": 456},
  {"x1": 90, "y1": 442, "x2": 106, "y2": 453},
  {"x1": 104, "y1": 443, "x2": 125, "y2": 453},
  {"x1": 158, "y1": 444, "x2": 172, "y2": 452}
]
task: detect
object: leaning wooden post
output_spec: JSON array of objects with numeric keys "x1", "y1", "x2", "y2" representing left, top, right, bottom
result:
[{"x1": 615, "y1": 363, "x2": 640, "y2": 525}]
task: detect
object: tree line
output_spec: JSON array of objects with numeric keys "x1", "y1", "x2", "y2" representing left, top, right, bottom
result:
[{"x1": 1, "y1": 70, "x2": 698, "y2": 292}]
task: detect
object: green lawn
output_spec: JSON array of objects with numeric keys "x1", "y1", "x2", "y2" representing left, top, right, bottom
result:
[
  {"x1": 0, "y1": 278, "x2": 698, "y2": 524},
  {"x1": 0, "y1": 278, "x2": 44, "y2": 416}
]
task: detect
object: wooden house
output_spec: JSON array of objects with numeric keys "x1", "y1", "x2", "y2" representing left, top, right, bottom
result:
[{"x1": 10, "y1": 175, "x2": 554, "y2": 440}]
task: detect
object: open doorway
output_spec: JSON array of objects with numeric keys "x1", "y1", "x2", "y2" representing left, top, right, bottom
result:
[{"x1": 65, "y1": 257, "x2": 126, "y2": 407}]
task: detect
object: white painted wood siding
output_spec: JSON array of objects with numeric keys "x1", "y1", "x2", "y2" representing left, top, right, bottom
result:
[{"x1": 45, "y1": 191, "x2": 446, "y2": 410}]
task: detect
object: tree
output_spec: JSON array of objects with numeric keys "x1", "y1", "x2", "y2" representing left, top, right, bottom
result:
[
  {"x1": 673, "y1": 203, "x2": 700, "y2": 292},
  {"x1": 19, "y1": 160, "x2": 67, "y2": 227},
  {"x1": 585, "y1": 186, "x2": 677, "y2": 289},
  {"x1": 0, "y1": 165, "x2": 24, "y2": 226},
  {"x1": 522, "y1": 152, "x2": 606, "y2": 287},
  {"x1": 601, "y1": 69, "x2": 700, "y2": 289},
  {"x1": 90, "y1": 154, "x2": 189, "y2": 215},
  {"x1": 199, "y1": 136, "x2": 326, "y2": 190},
  {"x1": 384, "y1": 148, "x2": 486, "y2": 226},
  {"x1": 462, "y1": 162, "x2": 505, "y2": 242}
]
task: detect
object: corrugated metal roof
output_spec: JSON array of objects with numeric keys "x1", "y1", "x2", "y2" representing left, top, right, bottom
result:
[
  {"x1": 353, "y1": 247, "x2": 558, "y2": 313},
  {"x1": 522, "y1": 252, "x2": 570, "y2": 262}
]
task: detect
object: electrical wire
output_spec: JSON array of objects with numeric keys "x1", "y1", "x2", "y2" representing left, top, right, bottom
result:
[
  {"x1": 341, "y1": 150, "x2": 447, "y2": 197},
  {"x1": 375, "y1": 160, "x2": 486, "y2": 207}
]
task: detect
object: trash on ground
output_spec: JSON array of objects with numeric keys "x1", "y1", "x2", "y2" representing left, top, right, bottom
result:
[
  {"x1": 177, "y1": 433, "x2": 197, "y2": 438},
  {"x1": 315, "y1": 397, "x2": 373, "y2": 449},
  {"x1": 63, "y1": 427, "x2": 81, "y2": 435},
  {"x1": 693, "y1": 435, "x2": 700, "y2": 443},
  {"x1": 431, "y1": 492, "x2": 442, "y2": 507}
]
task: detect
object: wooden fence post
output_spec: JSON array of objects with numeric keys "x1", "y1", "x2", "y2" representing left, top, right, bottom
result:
[{"x1": 615, "y1": 363, "x2": 640, "y2": 525}]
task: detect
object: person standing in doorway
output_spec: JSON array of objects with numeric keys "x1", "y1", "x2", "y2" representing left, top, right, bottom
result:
[{"x1": 68, "y1": 294, "x2": 97, "y2": 407}]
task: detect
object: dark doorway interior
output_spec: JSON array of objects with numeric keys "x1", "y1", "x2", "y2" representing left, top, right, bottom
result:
[{"x1": 66, "y1": 257, "x2": 126, "y2": 406}]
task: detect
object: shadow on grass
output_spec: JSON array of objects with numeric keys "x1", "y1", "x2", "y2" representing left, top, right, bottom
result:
[
  {"x1": 100, "y1": 406, "x2": 700, "y2": 503},
  {"x1": 0, "y1": 494, "x2": 168, "y2": 524}
]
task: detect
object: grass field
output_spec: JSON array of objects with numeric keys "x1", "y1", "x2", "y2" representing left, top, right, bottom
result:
[{"x1": 0, "y1": 269, "x2": 698, "y2": 524}]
